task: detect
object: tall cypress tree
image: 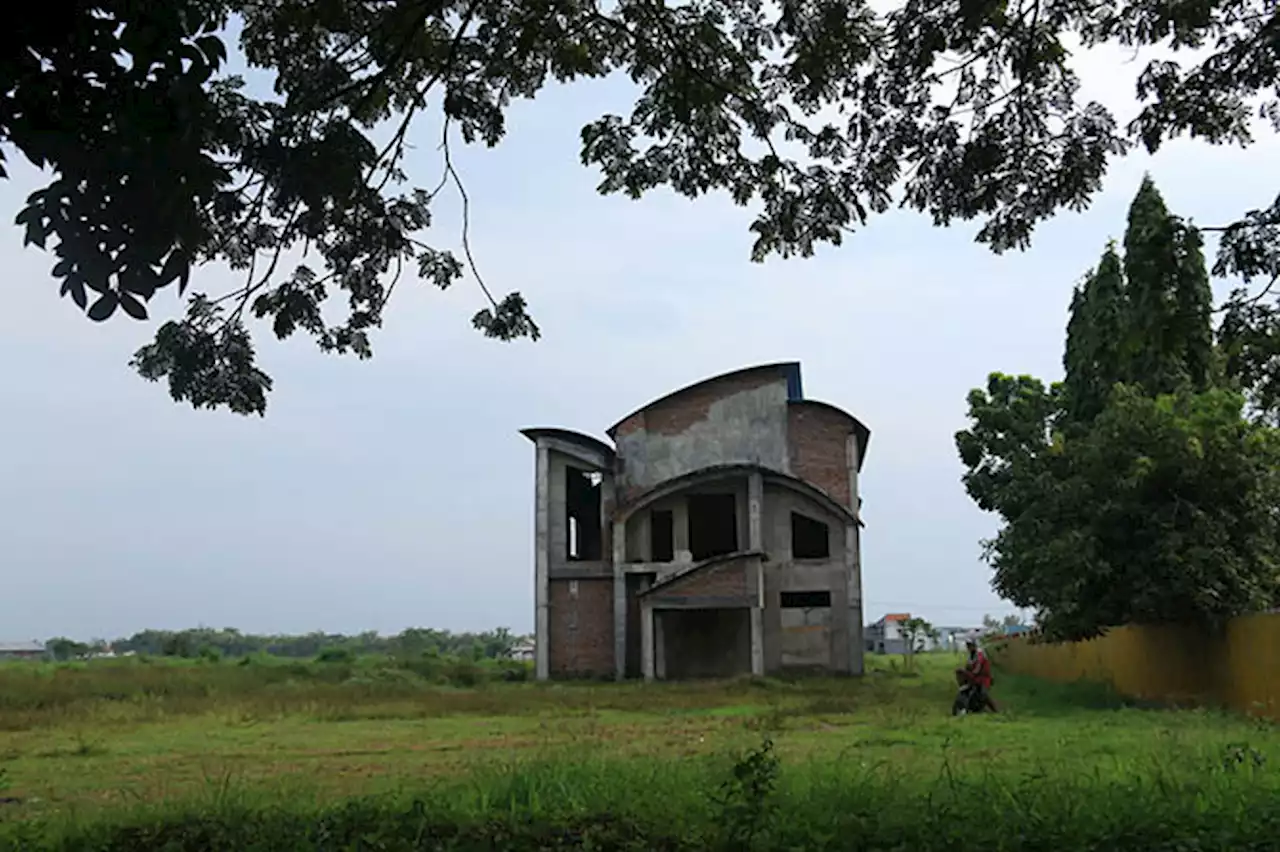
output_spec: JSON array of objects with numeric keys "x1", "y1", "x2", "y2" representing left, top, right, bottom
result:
[
  {"x1": 1170, "y1": 224, "x2": 1216, "y2": 391},
  {"x1": 1063, "y1": 244, "x2": 1128, "y2": 424},
  {"x1": 1120, "y1": 175, "x2": 1214, "y2": 396}
]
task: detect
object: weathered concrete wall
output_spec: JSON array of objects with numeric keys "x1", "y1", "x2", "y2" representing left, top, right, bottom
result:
[
  {"x1": 547, "y1": 577, "x2": 615, "y2": 678},
  {"x1": 764, "y1": 561, "x2": 851, "y2": 672},
  {"x1": 547, "y1": 452, "x2": 569, "y2": 564},
  {"x1": 759, "y1": 484, "x2": 852, "y2": 673},
  {"x1": 660, "y1": 608, "x2": 752, "y2": 678},
  {"x1": 613, "y1": 372, "x2": 790, "y2": 501},
  {"x1": 786, "y1": 403, "x2": 854, "y2": 508},
  {"x1": 780, "y1": 605, "x2": 832, "y2": 667},
  {"x1": 761, "y1": 485, "x2": 847, "y2": 561}
]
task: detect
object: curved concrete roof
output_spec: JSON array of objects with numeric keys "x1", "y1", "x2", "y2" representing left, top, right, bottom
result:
[
  {"x1": 615, "y1": 462, "x2": 860, "y2": 526},
  {"x1": 788, "y1": 398, "x2": 872, "y2": 471},
  {"x1": 518, "y1": 427, "x2": 616, "y2": 462},
  {"x1": 605, "y1": 361, "x2": 803, "y2": 438}
]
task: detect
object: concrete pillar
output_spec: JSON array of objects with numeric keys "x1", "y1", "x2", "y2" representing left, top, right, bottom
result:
[
  {"x1": 750, "y1": 557, "x2": 765, "y2": 676},
  {"x1": 847, "y1": 434, "x2": 861, "y2": 518},
  {"x1": 612, "y1": 519, "x2": 627, "y2": 681},
  {"x1": 601, "y1": 473, "x2": 616, "y2": 565},
  {"x1": 846, "y1": 434, "x2": 864, "y2": 676},
  {"x1": 748, "y1": 474, "x2": 765, "y2": 676},
  {"x1": 750, "y1": 606, "x2": 765, "y2": 676},
  {"x1": 747, "y1": 472, "x2": 763, "y2": 551},
  {"x1": 655, "y1": 610, "x2": 667, "y2": 679},
  {"x1": 641, "y1": 603, "x2": 655, "y2": 682},
  {"x1": 534, "y1": 443, "x2": 550, "y2": 681},
  {"x1": 673, "y1": 500, "x2": 690, "y2": 561},
  {"x1": 845, "y1": 522, "x2": 863, "y2": 674}
]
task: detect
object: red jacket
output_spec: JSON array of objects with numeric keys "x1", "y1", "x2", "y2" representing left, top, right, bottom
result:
[{"x1": 968, "y1": 650, "x2": 992, "y2": 688}]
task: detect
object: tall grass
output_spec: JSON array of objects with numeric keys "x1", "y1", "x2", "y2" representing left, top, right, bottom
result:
[
  {"x1": 5, "y1": 735, "x2": 1278, "y2": 851},
  {"x1": 0, "y1": 654, "x2": 924, "y2": 731},
  {"x1": 0, "y1": 654, "x2": 1275, "y2": 850},
  {"x1": 0, "y1": 653, "x2": 543, "y2": 730}
]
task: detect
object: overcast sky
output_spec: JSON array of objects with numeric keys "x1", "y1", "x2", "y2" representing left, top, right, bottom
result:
[{"x1": 2, "y1": 32, "x2": 1276, "y2": 642}]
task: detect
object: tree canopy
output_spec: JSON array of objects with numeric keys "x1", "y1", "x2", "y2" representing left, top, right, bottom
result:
[
  {"x1": 47, "y1": 626, "x2": 523, "y2": 661},
  {"x1": 5, "y1": 0, "x2": 1280, "y2": 413},
  {"x1": 956, "y1": 178, "x2": 1280, "y2": 642}
]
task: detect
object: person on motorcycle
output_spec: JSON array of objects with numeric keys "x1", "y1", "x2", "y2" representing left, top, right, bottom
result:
[{"x1": 957, "y1": 638, "x2": 998, "y2": 712}]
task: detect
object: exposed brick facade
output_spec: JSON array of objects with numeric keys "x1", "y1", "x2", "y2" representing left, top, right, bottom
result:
[
  {"x1": 612, "y1": 413, "x2": 644, "y2": 439},
  {"x1": 548, "y1": 577, "x2": 614, "y2": 678},
  {"x1": 787, "y1": 404, "x2": 853, "y2": 508},
  {"x1": 660, "y1": 559, "x2": 748, "y2": 598},
  {"x1": 643, "y1": 368, "x2": 783, "y2": 436}
]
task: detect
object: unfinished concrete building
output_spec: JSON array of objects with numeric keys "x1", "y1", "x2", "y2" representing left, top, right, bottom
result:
[{"x1": 521, "y1": 362, "x2": 870, "y2": 681}]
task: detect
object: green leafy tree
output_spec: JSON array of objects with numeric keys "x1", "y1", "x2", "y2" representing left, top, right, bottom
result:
[
  {"x1": 6, "y1": 1, "x2": 1280, "y2": 413},
  {"x1": 46, "y1": 637, "x2": 90, "y2": 662},
  {"x1": 1219, "y1": 294, "x2": 1280, "y2": 425},
  {"x1": 898, "y1": 617, "x2": 938, "y2": 668},
  {"x1": 983, "y1": 387, "x2": 1280, "y2": 640},
  {"x1": 957, "y1": 179, "x2": 1280, "y2": 641},
  {"x1": 109, "y1": 625, "x2": 522, "y2": 660}
]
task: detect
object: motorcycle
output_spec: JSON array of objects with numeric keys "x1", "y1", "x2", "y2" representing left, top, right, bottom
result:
[{"x1": 951, "y1": 669, "x2": 989, "y2": 716}]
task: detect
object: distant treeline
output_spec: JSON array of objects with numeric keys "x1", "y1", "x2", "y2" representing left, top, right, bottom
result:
[{"x1": 45, "y1": 627, "x2": 523, "y2": 662}]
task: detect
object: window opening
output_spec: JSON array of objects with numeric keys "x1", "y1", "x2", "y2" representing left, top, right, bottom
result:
[
  {"x1": 790, "y1": 512, "x2": 830, "y2": 559},
  {"x1": 687, "y1": 493, "x2": 737, "y2": 560},
  {"x1": 650, "y1": 509, "x2": 675, "y2": 562},
  {"x1": 566, "y1": 466, "x2": 602, "y2": 561},
  {"x1": 781, "y1": 590, "x2": 832, "y2": 609}
]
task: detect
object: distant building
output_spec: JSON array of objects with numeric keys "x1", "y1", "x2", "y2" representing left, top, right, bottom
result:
[
  {"x1": 509, "y1": 638, "x2": 536, "y2": 662},
  {"x1": 864, "y1": 619, "x2": 983, "y2": 655},
  {"x1": 0, "y1": 641, "x2": 47, "y2": 661},
  {"x1": 935, "y1": 626, "x2": 979, "y2": 652},
  {"x1": 864, "y1": 613, "x2": 910, "y2": 655}
]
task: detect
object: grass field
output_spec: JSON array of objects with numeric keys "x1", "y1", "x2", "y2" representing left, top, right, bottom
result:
[{"x1": 0, "y1": 652, "x2": 1277, "y2": 850}]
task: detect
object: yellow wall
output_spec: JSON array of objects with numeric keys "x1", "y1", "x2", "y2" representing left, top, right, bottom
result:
[{"x1": 990, "y1": 611, "x2": 1280, "y2": 721}]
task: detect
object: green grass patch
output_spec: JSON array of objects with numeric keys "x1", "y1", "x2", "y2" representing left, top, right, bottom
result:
[{"x1": 0, "y1": 653, "x2": 1275, "y2": 850}]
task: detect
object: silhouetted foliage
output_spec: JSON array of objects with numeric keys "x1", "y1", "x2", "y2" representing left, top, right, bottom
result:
[{"x1": 6, "y1": 1, "x2": 1280, "y2": 412}]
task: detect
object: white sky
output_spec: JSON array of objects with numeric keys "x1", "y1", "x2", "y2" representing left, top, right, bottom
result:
[{"x1": 1, "y1": 26, "x2": 1275, "y2": 641}]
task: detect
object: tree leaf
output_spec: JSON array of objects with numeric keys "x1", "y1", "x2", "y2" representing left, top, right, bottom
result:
[
  {"x1": 119, "y1": 291, "x2": 149, "y2": 320},
  {"x1": 159, "y1": 249, "x2": 188, "y2": 290},
  {"x1": 87, "y1": 291, "x2": 120, "y2": 322},
  {"x1": 60, "y1": 276, "x2": 88, "y2": 310}
]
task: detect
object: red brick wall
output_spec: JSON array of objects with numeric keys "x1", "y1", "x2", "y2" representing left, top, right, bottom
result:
[
  {"x1": 787, "y1": 405, "x2": 852, "y2": 508},
  {"x1": 663, "y1": 560, "x2": 748, "y2": 598},
  {"x1": 612, "y1": 413, "x2": 644, "y2": 439},
  {"x1": 644, "y1": 369, "x2": 784, "y2": 436},
  {"x1": 548, "y1": 577, "x2": 615, "y2": 678}
]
